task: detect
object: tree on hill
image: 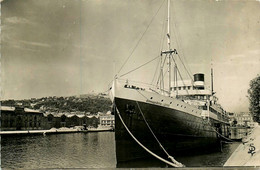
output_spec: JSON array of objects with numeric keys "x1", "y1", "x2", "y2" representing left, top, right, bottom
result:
[{"x1": 248, "y1": 75, "x2": 260, "y2": 123}]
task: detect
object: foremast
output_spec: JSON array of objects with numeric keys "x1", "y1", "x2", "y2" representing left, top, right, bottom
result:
[{"x1": 161, "y1": 0, "x2": 177, "y2": 97}]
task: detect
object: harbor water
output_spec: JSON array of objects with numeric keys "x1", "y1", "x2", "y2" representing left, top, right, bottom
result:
[{"x1": 1, "y1": 132, "x2": 240, "y2": 169}]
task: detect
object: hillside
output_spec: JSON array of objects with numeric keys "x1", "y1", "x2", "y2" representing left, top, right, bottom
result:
[{"x1": 1, "y1": 94, "x2": 112, "y2": 114}]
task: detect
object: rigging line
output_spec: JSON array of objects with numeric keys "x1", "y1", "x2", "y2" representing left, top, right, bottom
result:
[
  {"x1": 170, "y1": 4, "x2": 193, "y2": 78},
  {"x1": 161, "y1": 26, "x2": 167, "y2": 55},
  {"x1": 175, "y1": 37, "x2": 193, "y2": 78},
  {"x1": 176, "y1": 67, "x2": 190, "y2": 95},
  {"x1": 161, "y1": 69, "x2": 164, "y2": 91},
  {"x1": 161, "y1": 70, "x2": 164, "y2": 91},
  {"x1": 156, "y1": 56, "x2": 163, "y2": 88},
  {"x1": 163, "y1": 67, "x2": 169, "y2": 79},
  {"x1": 172, "y1": 55, "x2": 200, "y2": 96},
  {"x1": 175, "y1": 39, "x2": 193, "y2": 79},
  {"x1": 174, "y1": 54, "x2": 201, "y2": 95},
  {"x1": 122, "y1": 79, "x2": 151, "y2": 86},
  {"x1": 136, "y1": 90, "x2": 149, "y2": 100},
  {"x1": 151, "y1": 57, "x2": 161, "y2": 85},
  {"x1": 171, "y1": 56, "x2": 190, "y2": 95},
  {"x1": 177, "y1": 53, "x2": 193, "y2": 81},
  {"x1": 100, "y1": 88, "x2": 112, "y2": 95},
  {"x1": 128, "y1": 79, "x2": 156, "y2": 87},
  {"x1": 156, "y1": 55, "x2": 167, "y2": 87},
  {"x1": 116, "y1": 0, "x2": 166, "y2": 76},
  {"x1": 175, "y1": 54, "x2": 202, "y2": 95},
  {"x1": 161, "y1": 55, "x2": 167, "y2": 76},
  {"x1": 158, "y1": 67, "x2": 170, "y2": 92},
  {"x1": 171, "y1": 56, "x2": 183, "y2": 81},
  {"x1": 156, "y1": 56, "x2": 167, "y2": 91},
  {"x1": 114, "y1": 106, "x2": 183, "y2": 167},
  {"x1": 177, "y1": 64, "x2": 202, "y2": 95},
  {"x1": 120, "y1": 55, "x2": 161, "y2": 78},
  {"x1": 160, "y1": 4, "x2": 168, "y2": 53},
  {"x1": 158, "y1": 0, "x2": 168, "y2": 56},
  {"x1": 171, "y1": 29, "x2": 191, "y2": 79},
  {"x1": 135, "y1": 101, "x2": 183, "y2": 167},
  {"x1": 152, "y1": 2, "x2": 167, "y2": 85}
]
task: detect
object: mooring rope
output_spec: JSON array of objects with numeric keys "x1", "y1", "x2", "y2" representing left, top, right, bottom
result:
[
  {"x1": 115, "y1": 106, "x2": 184, "y2": 168},
  {"x1": 135, "y1": 101, "x2": 183, "y2": 167},
  {"x1": 205, "y1": 119, "x2": 237, "y2": 143},
  {"x1": 214, "y1": 128, "x2": 235, "y2": 142}
]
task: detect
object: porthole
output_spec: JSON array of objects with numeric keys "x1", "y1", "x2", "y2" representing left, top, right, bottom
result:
[
  {"x1": 177, "y1": 104, "x2": 179, "y2": 106},
  {"x1": 161, "y1": 100, "x2": 164, "y2": 102},
  {"x1": 170, "y1": 102, "x2": 172, "y2": 104},
  {"x1": 150, "y1": 97, "x2": 153, "y2": 99}
]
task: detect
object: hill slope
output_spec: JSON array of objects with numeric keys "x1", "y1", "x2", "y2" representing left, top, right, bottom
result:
[{"x1": 1, "y1": 94, "x2": 112, "y2": 114}]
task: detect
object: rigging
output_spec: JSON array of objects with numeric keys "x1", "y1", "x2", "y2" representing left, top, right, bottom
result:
[{"x1": 116, "y1": 0, "x2": 166, "y2": 77}]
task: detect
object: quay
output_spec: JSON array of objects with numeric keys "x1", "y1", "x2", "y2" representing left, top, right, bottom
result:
[
  {"x1": 224, "y1": 124, "x2": 260, "y2": 166},
  {"x1": 0, "y1": 106, "x2": 115, "y2": 132},
  {"x1": 88, "y1": 126, "x2": 114, "y2": 132},
  {"x1": 0, "y1": 127, "x2": 84, "y2": 136},
  {"x1": 0, "y1": 126, "x2": 114, "y2": 136}
]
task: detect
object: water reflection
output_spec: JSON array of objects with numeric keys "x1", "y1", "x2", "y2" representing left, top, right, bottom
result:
[
  {"x1": 1, "y1": 132, "x2": 116, "y2": 169},
  {"x1": 1, "y1": 132, "x2": 239, "y2": 169},
  {"x1": 117, "y1": 142, "x2": 240, "y2": 168}
]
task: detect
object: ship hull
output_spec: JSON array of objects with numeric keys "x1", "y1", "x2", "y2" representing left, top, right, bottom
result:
[{"x1": 114, "y1": 97, "x2": 221, "y2": 163}]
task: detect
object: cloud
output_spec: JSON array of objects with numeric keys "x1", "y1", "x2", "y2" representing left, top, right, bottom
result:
[
  {"x1": 249, "y1": 49, "x2": 260, "y2": 55},
  {"x1": 19, "y1": 40, "x2": 51, "y2": 48},
  {"x1": 3, "y1": 37, "x2": 51, "y2": 51},
  {"x1": 1, "y1": 27, "x2": 12, "y2": 41},
  {"x1": 4, "y1": 16, "x2": 33, "y2": 24},
  {"x1": 213, "y1": 48, "x2": 260, "y2": 67},
  {"x1": 229, "y1": 54, "x2": 246, "y2": 60},
  {"x1": 12, "y1": 45, "x2": 38, "y2": 52}
]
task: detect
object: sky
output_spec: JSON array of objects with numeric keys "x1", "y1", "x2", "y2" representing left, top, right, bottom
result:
[{"x1": 1, "y1": 0, "x2": 260, "y2": 113}]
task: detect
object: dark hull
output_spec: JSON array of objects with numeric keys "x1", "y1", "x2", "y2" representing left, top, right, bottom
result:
[{"x1": 114, "y1": 97, "x2": 227, "y2": 163}]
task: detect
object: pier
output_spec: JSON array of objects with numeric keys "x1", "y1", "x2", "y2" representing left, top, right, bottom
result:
[
  {"x1": 0, "y1": 128, "x2": 83, "y2": 136},
  {"x1": 224, "y1": 124, "x2": 260, "y2": 166},
  {"x1": 0, "y1": 126, "x2": 114, "y2": 136}
]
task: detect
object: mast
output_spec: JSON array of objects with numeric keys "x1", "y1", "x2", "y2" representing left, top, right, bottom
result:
[
  {"x1": 211, "y1": 67, "x2": 214, "y2": 95},
  {"x1": 160, "y1": 0, "x2": 177, "y2": 96},
  {"x1": 167, "y1": 0, "x2": 171, "y2": 96},
  {"x1": 167, "y1": 0, "x2": 170, "y2": 49}
]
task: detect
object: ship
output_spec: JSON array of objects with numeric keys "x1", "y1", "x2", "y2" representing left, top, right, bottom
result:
[{"x1": 109, "y1": 0, "x2": 230, "y2": 166}]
